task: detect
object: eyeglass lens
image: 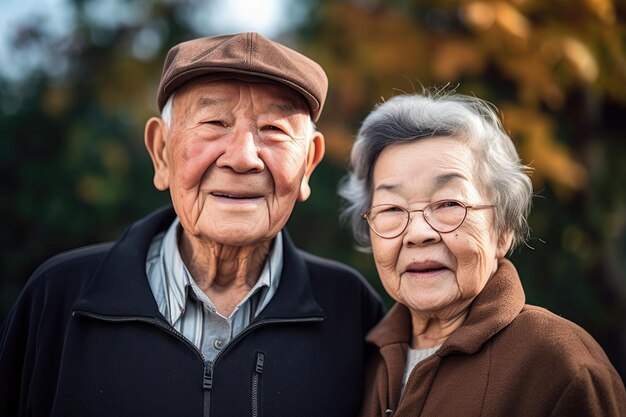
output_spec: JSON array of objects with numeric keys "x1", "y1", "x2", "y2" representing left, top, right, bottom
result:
[{"x1": 367, "y1": 201, "x2": 467, "y2": 237}]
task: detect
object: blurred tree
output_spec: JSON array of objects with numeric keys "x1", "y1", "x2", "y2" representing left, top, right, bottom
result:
[{"x1": 1, "y1": 0, "x2": 624, "y2": 379}]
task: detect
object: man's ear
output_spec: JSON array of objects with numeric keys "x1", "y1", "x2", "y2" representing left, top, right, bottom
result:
[
  {"x1": 298, "y1": 131, "x2": 325, "y2": 202},
  {"x1": 496, "y1": 230, "x2": 514, "y2": 259},
  {"x1": 144, "y1": 117, "x2": 170, "y2": 191}
]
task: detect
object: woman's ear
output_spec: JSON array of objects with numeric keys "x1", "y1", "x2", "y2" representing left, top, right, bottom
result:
[
  {"x1": 496, "y1": 231, "x2": 514, "y2": 258},
  {"x1": 144, "y1": 117, "x2": 170, "y2": 191},
  {"x1": 298, "y1": 131, "x2": 326, "y2": 202}
]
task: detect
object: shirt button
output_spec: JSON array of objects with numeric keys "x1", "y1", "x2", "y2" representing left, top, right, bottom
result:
[{"x1": 213, "y1": 339, "x2": 224, "y2": 350}]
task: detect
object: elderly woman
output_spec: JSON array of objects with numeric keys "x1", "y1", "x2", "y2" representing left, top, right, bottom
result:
[{"x1": 340, "y1": 91, "x2": 626, "y2": 416}]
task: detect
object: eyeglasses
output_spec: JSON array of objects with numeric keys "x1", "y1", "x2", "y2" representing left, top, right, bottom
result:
[{"x1": 362, "y1": 199, "x2": 494, "y2": 239}]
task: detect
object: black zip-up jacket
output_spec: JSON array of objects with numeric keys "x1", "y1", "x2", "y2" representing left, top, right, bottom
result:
[{"x1": 0, "y1": 207, "x2": 385, "y2": 417}]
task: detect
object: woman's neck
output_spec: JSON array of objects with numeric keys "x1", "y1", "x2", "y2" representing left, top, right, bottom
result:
[{"x1": 409, "y1": 308, "x2": 469, "y2": 349}]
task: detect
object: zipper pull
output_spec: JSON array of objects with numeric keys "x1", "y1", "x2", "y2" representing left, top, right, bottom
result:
[
  {"x1": 203, "y1": 361, "x2": 214, "y2": 390},
  {"x1": 385, "y1": 408, "x2": 393, "y2": 416},
  {"x1": 255, "y1": 352, "x2": 265, "y2": 374}
]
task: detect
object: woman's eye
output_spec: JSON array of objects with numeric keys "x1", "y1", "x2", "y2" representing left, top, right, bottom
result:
[
  {"x1": 432, "y1": 200, "x2": 463, "y2": 210},
  {"x1": 380, "y1": 205, "x2": 404, "y2": 213}
]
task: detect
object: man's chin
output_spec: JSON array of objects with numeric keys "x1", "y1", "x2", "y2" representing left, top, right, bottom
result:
[{"x1": 195, "y1": 223, "x2": 275, "y2": 248}]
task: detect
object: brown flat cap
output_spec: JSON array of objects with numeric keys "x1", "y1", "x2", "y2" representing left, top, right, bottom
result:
[{"x1": 157, "y1": 32, "x2": 328, "y2": 122}]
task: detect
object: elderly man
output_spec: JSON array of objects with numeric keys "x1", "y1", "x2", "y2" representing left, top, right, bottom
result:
[{"x1": 0, "y1": 32, "x2": 384, "y2": 417}]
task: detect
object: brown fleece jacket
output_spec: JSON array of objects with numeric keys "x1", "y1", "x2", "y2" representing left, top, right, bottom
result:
[{"x1": 360, "y1": 259, "x2": 626, "y2": 417}]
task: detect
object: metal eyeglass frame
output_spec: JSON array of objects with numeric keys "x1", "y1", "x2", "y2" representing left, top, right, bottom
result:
[{"x1": 362, "y1": 199, "x2": 494, "y2": 239}]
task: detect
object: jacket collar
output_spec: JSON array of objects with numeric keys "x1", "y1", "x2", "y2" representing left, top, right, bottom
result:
[
  {"x1": 255, "y1": 230, "x2": 325, "y2": 321},
  {"x1": 366, "y1": 259, "x2": 525, "y2": 355},
  {"x1": 73, "y1": 206, "x2": 324, "y2": 321}
]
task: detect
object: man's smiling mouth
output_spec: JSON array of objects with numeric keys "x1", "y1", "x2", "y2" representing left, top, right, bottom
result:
[{"x1": 210, "y1": 192, "x2": 262, "y2": 199}]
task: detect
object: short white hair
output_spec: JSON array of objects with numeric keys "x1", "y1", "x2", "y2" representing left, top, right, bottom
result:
[{"x1": 161, "y1": 94, "x2": 174, "y2": 128}]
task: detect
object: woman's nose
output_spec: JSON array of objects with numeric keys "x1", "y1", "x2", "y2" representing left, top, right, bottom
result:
[
  {"x1": 216, "y1": 127, "x2": 265, "y2": 173},
  {"x1": 402, "y1": 211, "x2": 441, "y2": 247}
]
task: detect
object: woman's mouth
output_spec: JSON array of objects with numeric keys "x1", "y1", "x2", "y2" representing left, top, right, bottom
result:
[{"x1": 404, "y1": 261, "x2": 450, "y2": 276}]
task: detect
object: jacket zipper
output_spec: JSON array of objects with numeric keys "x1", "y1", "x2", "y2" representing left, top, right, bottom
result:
[
  {"x1": 251, "y1": 352, "x2": 265, "y2": 417},
  {"x1": 73, "y1": 312, "x2": 211, "y2": 415},
  {"x1": 203, "y1": 360, "x2": 213, "y2": 415},
  {"x1": 74, "y1": 311, "x2": 323, "y2": 417},
  {"x1": 72, "y1": 311, "x2": 204, "y2": 358},
  {"x1": 201, "y1": 316, "x2": 322, "y2": 417}
]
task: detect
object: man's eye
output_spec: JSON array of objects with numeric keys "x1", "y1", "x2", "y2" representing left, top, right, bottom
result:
[
  {"x1": 204, "y1": 120, "x2": 228, "y2": 127},
  {"x1": 261, "y1": 125, "x2": 286, "y2": 133}
]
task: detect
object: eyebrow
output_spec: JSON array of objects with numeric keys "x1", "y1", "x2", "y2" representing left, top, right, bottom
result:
[
  {"x1": 374, "y1": 173, "x2": 468, "y2": 193},
  {"x1": 269, "y1": 102, "x2": 302, "y2": 115},
  {"x1": 374, "y1": 183, "x2": 399, "y2": 192},
  {"x1": 433, "y1": 172, "x2": 468, "y2": 187},
  {"x1": 195, "y1": 97, "x2": 224, "y2": 109},
  {"x1": 194, "y1": 97, "x2": 301, "y2": 115}
]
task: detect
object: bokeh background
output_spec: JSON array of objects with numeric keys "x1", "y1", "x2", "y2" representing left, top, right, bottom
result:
[{"x1": 1, "y1": 0, "x2": 624, "y2": 379}]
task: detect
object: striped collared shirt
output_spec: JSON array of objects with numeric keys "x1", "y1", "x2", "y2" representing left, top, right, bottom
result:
[{"x1": 146, "y1": 218, "x2": 282, "y2": 361}]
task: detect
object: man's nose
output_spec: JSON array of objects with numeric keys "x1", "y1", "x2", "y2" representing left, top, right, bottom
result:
[
  {"x1": 402, "y1": 211, "x2": 441, "y2": 247},
  {"x1": 216, "y1": 127, "x2": 265, "y2": 173}
]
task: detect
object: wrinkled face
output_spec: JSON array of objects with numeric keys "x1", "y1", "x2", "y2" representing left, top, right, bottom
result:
[
  {"x1": 369, "y1": 137, "x2": 511, "y2": 318},
  {"x1": 145, "y1": 78, "x2": 324, "y2": 247}
]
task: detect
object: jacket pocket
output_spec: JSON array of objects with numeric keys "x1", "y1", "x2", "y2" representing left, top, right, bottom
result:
[{"x1": 251, "y1": 352, "x2": 265, "y2": 417}]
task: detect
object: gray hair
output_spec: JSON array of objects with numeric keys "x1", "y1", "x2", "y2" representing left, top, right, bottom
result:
[
  {"x1": 339, "y1": 91, "x2": 533, "y2": 252},
  {"x1": 160, "y1": 94, "x2": 318, "y2": 142},
  {"x1": 161, "y1": 94, "x2": 174, "y2": 128}
]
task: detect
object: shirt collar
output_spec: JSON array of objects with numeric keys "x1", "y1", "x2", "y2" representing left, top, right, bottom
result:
[{"x1": 159, "y1": 218, "x2": 283, "y2": 323}]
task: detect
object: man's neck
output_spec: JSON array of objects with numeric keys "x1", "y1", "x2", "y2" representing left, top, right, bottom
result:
[{"x1": 178, "y1": 231, "x2": 272, "y2": 317}]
